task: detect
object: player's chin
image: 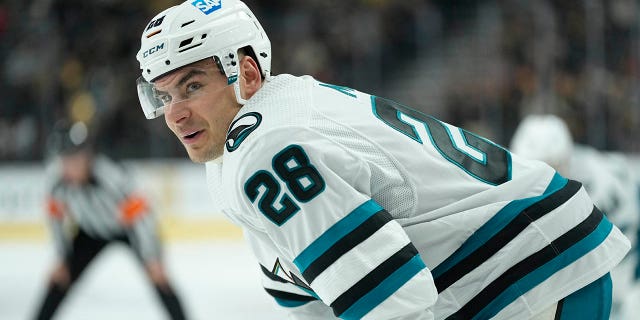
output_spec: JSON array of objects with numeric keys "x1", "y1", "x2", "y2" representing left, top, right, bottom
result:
[
  {"x1": 186, "y1": 150, "x2": 208, "y2": 163},
  {"x1": 185, "y1": 146, "x2": 219, "y2": 163}
]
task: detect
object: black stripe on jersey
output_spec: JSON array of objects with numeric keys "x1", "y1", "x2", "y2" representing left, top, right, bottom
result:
[
  {"x1": 330, "y1": 243, "x2": 418, "y2": 317},
  {"x1": 302, "y1": 209, "x2": 393, "y2": 284},
  {"x1": 264, "y1": 288, "x2": 318, "y2": 302},
  {"x1": 554, "y1": 298, "x2": 564, "y2": 320},
  {"x1": 435, "y1": 180, "x2": 582, "y2": 292},
  {"x1": 447, "y1": 206, "x2": 603, "y2": 319},
  {"x1": 260, "y1": 263, "x2": 314, "y2": 292}
]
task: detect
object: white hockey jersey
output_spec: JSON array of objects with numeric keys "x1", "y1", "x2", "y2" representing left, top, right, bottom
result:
[{"x1": 206, "y1": 74, "x2": 630, "y2": 319}]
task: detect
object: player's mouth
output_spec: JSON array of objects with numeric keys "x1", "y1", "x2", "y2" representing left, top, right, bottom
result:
[{"x1": 182, "y1": 130, "x2": 203, "y2": 144}]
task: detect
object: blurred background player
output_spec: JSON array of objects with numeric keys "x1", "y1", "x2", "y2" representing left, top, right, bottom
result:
[
  {"x1": 510, "y1": 113, "x2": 640, "y2": 320},
  {"x1": 32, "y1": 120, "x2": 188, "y2": 320}
]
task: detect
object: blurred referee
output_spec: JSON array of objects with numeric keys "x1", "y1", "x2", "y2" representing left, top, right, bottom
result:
[{"x1": 33, "y1": 121, "x2": 188, "y2": 320}]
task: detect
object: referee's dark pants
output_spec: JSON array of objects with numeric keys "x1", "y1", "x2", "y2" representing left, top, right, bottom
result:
[{"x1": 33, "y1": 229, "x2": 187, "y2": 320}]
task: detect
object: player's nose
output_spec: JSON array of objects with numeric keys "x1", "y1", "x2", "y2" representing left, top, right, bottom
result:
[{"x1": 164, "y1": 100, "x2": 191, "y2": 124}]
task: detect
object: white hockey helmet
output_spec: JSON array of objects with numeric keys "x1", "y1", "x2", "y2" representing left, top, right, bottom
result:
[
  {"x1": 509, "y1": 114, "x2": 574, "y2": 174},
  {"x1": 136, "y1": 0, "x2": 271, "y2": 119}
]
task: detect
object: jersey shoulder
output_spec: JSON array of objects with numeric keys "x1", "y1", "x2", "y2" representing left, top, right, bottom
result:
[
  {"x1": 224, "y1": 74, "x2": 371, "y2": 156},
  {"x1": 224, "y1": 75, "x2": 315, "y2": 159}
]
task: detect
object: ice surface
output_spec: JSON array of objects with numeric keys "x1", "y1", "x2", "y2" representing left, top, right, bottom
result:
[
  {"x1": 0, "y1": 240, "x2": 287, "y2": 320},
  {"x1": 2, "y1": 240, "x2": 638, "y2": 319}
]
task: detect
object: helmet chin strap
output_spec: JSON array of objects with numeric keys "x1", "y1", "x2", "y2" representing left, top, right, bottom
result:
[{"x1": 233, "y1": 80, "x2": 248, "y2": 105}]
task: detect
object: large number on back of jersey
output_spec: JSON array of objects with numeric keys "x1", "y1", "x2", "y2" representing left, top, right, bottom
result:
[
  {"x1": 371, "y1": 96, "x2": 511, "y2": 185},
  {"x1": 245, "y1": 145, "x2": 325, "y2": 226}
]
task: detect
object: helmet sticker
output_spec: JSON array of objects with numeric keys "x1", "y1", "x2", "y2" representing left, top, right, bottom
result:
[
  {"x1": 192, "y1": 0, "x2": 222, "y2": 15},
  {"x1": 146, "y1": 15, "x2": 165, "y2": 31},
  {"x1": 226, "y1": 112, "x2": 262, "y2": 152}
]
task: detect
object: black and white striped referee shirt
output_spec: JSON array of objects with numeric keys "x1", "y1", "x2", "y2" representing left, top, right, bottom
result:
[{"x1": 46, "y1": 155, "x2": 160, "y2": 262}]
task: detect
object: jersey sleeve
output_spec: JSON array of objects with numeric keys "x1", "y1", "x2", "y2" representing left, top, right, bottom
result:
[
  {"x1": 232, "y1": 127, "x2": 437, "y2": 319},
  {"x1": 243, "y1": 230, "x2": 338, "y2": 319}
]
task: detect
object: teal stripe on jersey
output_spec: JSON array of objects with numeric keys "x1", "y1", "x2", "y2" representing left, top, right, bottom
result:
[
  {"x1": 432, "y1": 173, "x2": 567, "y2": 278},
  {"x1": 294, "y1": 199, "x2": 383, "y2": 274},
  {"x1": 472, "y1": 216, "x2": 613, "y2": 320},
  {"x1": 558, "y1": 273, "x2": 612, "y2": 320},
  {"x1": 340, "y1": 255, "x2": 427, "y2": 320}
]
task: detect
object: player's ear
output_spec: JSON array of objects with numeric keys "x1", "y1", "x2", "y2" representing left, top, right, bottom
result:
[{"x1": 239, "y1": 55, "x2": 262, "y2": 99}]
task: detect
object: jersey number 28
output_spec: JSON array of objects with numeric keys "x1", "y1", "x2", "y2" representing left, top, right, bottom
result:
[{"x1": 244, "y1": 145, "x2": 325, "y2": 226}]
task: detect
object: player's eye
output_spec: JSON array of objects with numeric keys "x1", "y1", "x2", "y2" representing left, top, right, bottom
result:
[
  {"x1": 155, "y1": 93, "x2": 172, "y2": 105},
  {"x1": 186, "y1": 82, "x2": 202, "y2": 95}
]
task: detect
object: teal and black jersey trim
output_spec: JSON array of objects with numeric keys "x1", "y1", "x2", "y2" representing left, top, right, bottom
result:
[
  {"x1": 554, "y1": 273, "x2": 612, "y2": 320},
  {"x1": 427, "y1": 173, "x2": 613, "y2": 319},
  {"x1": 331, "y1": 244, "x2": 425, "y2": 319},
  {"x1": 265, "y1": 288, "x2": 318, "y2": 308},
  {"x1": 432, "y1": 173, "x2": 571, "y2": 290},
  {"x1": 260, "y1": 263, "x2": 320, "y2": 308},
  {"x1": 299, "y1": 204, "x2": 394, "y2": 283},
  {"x1": 293, "y1": 199, "x2": 426, "y2": 319},
  {"x1": 318, "y1": 82, "x2": 357, "y2": 98},
  {"x1": 293, "y1": 199, "x2": 389, "y2": 282},
  {"x1": 451, "y1": 206, "x2": 611, "y2": 320}
]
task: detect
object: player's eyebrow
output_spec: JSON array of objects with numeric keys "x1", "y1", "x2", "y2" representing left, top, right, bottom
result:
[
  {"x1": 176, "y1": 69, "x2": 206, "y2": 87},
  {"x1": 153, "y1": 69, "x2": 207, "y2": 96}
]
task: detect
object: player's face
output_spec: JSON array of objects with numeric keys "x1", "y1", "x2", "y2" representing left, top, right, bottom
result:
[{"x1": 155, "y1": 59, "x2": 240, "y2": 163}]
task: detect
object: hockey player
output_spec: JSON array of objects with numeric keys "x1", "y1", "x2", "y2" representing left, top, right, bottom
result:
[
  {"x1": 134, "y1": 1, "x2": 630, "y2": 319},
  {"x1": 33, "y1": 121, "x2": 188, "y2": 320},
  {"x1": 510, "y1": 114, "x2": 640, "y2": 320}
]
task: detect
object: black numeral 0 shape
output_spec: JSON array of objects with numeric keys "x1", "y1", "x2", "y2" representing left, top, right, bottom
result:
[
  {"x1": 372, "y1": 96, "x2": 511, "y2": 185},
  {"x1": 245, "y1": 145, "x2": 325, "y2": 226}
]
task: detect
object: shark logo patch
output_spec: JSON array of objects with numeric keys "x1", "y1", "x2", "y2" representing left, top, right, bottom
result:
[{"x1": 226, "y1": 112, "x2": 262, "y2": 152}]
